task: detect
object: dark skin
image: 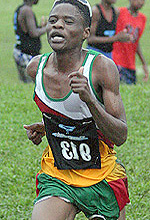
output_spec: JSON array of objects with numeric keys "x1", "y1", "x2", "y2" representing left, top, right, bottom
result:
[
  {"x1": 25, "y1": 3, "x2": 127, "y2": 146},
  {"x1": 24, "y1": 3, "x2": 127, "y2": 219},
  {"x1": 87, "y1": 0, "x2": 131, "y2": 45},
  {"x1": 18, "y1": 0, "x2": 47, "y2": 38}
]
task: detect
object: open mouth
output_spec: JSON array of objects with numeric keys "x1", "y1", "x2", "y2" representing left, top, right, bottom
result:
[{"x1": 51, "y1": 32, "x2": 65, "y2": 42}]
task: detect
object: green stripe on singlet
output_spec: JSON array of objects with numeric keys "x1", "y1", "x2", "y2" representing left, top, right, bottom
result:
[{"x1": 33, "y1": 53, "x2": 52, "y2": 100}]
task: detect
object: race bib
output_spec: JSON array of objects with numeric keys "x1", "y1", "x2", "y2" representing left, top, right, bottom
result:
[{"x1": 43, "y1": 112, "x2": 101, "y2": 170}]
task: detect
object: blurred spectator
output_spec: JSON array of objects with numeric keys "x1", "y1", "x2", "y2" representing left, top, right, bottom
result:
[
  {"x1": 87, "y1": 0, "x2": 130, "y2": 59},
  {"x1": 13, "y1": 0, "x2": 47, "y2": 83},
  {"x1": 112, "y1": 0, "x2": 149, "y2": 84}
]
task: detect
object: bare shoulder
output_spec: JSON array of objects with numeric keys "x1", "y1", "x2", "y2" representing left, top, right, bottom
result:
[
  {"x1": 93, "y1": 54, "x2": 120, "y2": 93},
  {"x1": 21, "y1": 5, "x2": 32, "y2": 11},
  {"x1": 21, "y1": 5, "x2": 33, "y2": 17},
  {"x1": 26, "y1": 55, "x2": 42, "y2": 80}
]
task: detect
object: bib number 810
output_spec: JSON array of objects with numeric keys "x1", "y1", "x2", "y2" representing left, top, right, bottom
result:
[{"x1": 60, "y1": 141, "x2": 91, "y2": 161}]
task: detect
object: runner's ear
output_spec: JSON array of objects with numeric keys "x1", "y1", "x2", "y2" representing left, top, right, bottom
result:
[{"x1": 83, "y1": 27, "x2": 90, "y2": 40}]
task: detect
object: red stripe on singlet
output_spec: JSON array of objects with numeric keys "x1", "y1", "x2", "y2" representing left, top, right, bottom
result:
[
  {"x1": 34, "y1": 93, "x2": 67, "y2": 118},
  {"x1": 34, "y1": 93, "x2": 114, "y2": 148}
]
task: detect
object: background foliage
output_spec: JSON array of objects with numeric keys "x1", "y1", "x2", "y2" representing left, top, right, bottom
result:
[{"x1": 0, "y1": 0, "x2": 150, "y2": 219}]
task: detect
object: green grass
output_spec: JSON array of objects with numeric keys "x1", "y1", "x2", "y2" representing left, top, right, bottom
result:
[{"x1": 0, "y1": 0, "x2": 150, "y2": 219}]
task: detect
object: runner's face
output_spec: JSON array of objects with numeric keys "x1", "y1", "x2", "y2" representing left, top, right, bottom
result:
[
  {"x1": 130, "y1": 0, "x2": 145, "y2": 10},
  {"x1": 46, "y1": 4, "x2": 86, "y2": 52}
]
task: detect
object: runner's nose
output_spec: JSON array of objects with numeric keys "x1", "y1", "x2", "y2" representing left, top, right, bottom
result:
[{"x1": 53, "y1": 19, "x2": 65, "y2": 29}]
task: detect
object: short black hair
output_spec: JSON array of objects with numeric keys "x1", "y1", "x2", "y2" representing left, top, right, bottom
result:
[{"x1": 52, "y1": 0, "x2": 92, "y2": 27}]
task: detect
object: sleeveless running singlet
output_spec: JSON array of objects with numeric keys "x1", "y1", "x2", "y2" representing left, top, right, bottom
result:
[{"x1": 33, "y1": 50, "x2": 117, "y2": 187}]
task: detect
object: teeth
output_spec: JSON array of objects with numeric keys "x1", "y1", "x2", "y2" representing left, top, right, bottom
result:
[{"x1": 53, "y1": 36, "x2": 63, "y2": 40}]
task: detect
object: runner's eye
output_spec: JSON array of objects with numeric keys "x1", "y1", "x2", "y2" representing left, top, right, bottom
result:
[
  {"x1": 48, "y1": 17, "x2": 57, "y2": 24},
  {"x1": 64, "y1": 18, "x2": 74, "y2": 25}
]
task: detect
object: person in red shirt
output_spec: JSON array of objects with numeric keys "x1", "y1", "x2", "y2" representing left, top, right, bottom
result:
[{"x1": 112, "y1": 0, "x2": 149, "y2": 84}]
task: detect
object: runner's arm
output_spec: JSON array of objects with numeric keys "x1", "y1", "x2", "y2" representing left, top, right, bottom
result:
[
  {"x1": 87, "y1": 56, "x2": 127, "y2": 146},
  {"x1": 69, "y1": 56, "x2": 127, "y2": 146}
]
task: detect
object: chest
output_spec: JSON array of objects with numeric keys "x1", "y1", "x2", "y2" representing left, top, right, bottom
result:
[
  {"x1": 43, "y1": 68, "x2": 71, "y2": 99},
  {"x1": 34, "y1": 53, "x2": 104, "y2": 118}
]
